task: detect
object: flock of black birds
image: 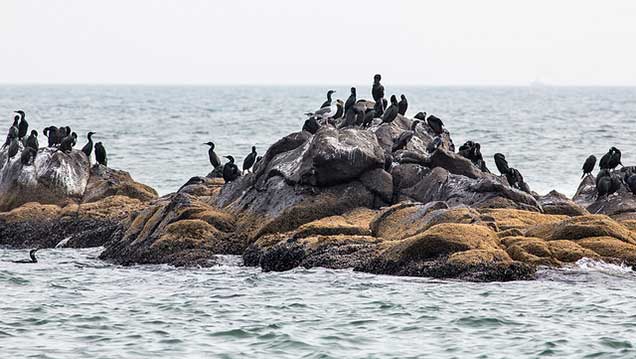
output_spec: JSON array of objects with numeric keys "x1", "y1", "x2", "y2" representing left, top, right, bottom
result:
[
  {"x1": 580, "y1": 147, "x2": 636, "y2": 199},
  {"x1": 204, "y1": 142, "x2": 260, "y2": 183},
  {"x1": 1, "y1": 110, "x2": 108, "y2": 166}
]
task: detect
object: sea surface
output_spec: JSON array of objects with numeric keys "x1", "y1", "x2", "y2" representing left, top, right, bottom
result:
[{"x1": 1, "y1": 86, "x2": 636, "y2": 358}]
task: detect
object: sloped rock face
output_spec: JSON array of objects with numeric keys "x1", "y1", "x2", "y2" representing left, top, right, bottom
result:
[{"x1": 573, "y1": 172, "x2": 636, "y2": 218}]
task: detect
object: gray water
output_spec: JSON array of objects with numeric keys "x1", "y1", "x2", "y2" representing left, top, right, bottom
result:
[{"x1": 1, "y1": 86, "x2": 636, "y2": 358}]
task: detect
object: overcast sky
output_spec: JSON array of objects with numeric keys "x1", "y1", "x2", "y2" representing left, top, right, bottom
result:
[{"x1": 1, "y1": 0, "x2": 635, "y2": 85}]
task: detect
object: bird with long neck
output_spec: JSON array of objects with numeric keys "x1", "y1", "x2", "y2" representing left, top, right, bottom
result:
[
  {"x1": 204, "y1": 142, "x2": 221, "y2": 169},
  {"x1": 2, "y1": 115, "x2": 20, "y2": 149},
  {"x1": 15, "y1": 110, "x2": 28, "y2": 141},
  {"x1": 243, "y1": 146, "x2": 257, "y2": 174},
  {"x1": 81, "y1": 132, "x2": 96, "y2": 157},
  {"x1": 94, "y1": 142, "x2": 108, "y2": 166},
  {"x1": 320, "y1": 90, "x2": 336, "y2": 108},
  {"x1": 12, "y1": 249, "x2": 39, "y2": 263}
]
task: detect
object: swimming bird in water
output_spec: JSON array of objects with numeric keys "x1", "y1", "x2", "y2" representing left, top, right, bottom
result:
[
  {"x1": 59, "y1": 132, "x2": 77, "y2": 153},
  {"x1": 20, "y1": 147, "x2": 36, "y2": 165},
  {"x1": 494, "y1": 153, "x2": 510, "y2": 176},
  {"x1": 372, "y1": 74, "x2": 384, "y2": 103},
  {"x1": 381, "y1": 95, "x2": 399, "y2": 124},
  {"x1": 26, "y1": 130, "x2": 38, "y2": 151},
  {"x1": 243, "y1": 146, "x2": 257, "y2": 173},
  {"x1": 2, "y1": 115, "x2": 19, "y2": 149},
  {"x1": 81, "y1": 132, "x2": 96, "y2": 157},
  {"x1": 398, "y1": 95, "x2": 408, "y2": 115},
  {"x1": 11, "y1": 249, "x2": 38, "y2": 263},
  {"x1": 581, "y1": 155, "x2": 596, "y2": 178},
  {"x1": 320, "y1": 90, "x2": 335, "y2": 109},
  {"x1": 344, "y1": 87, "x2": 356, "y2": 114},
  {"x1": 222, "y1": 155, "x2": 240, "y2": 182},
  {"x1": 6, "y1": 137, "x2": 20, "y2": 163},
  {"x1": 15, "y1": 110, "x2": 28, "y2": 141},
  {"x1": 426, "y1": 115, "x2": 445, "y2": 135},
  {"x1": 94, "y1": 142, "x2": 108, "y2": 166},
  {"x1": 203, "y1": 142, "x2": 221, "y2": 168}
]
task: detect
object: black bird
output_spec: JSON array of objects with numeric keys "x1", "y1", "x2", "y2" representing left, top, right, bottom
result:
[
  {"x1": 373, "y1": 97, "x2": 385, "y2": 118},
  {"x1": 362, "y1": 109, "x2": 376, "y2": 128},
  {"x1": 6, "y1": 137, "x2": 19, "y2": 163},
  {"x1": 354, "y1": 104, "x2": 366, "y2": 126},
  {"x1": 581, "y1": 155, "x2": 596, "y2": 178},
  {"x1": 624, "y1": 172, "x2": 636, "y2": 196},
  {"x1": 426, "y1": 115, "x2": 445, "y2": 135},
  {"x1": 494, "y1": 153, "x2": 510, "y2": 176},
  {"x1": 392, "y1": 120, "x2": 419, "y2": 152},
  {"x1": 427, "y1": 137, "x2": 443, "y2": 154},
  {"x1": 596, "y1": 174, "x2": 612, "y2": 199},
  {"x1": 203, "y1": 142, "x2": 221, "y2": 168},
  {"x1": 81, "y1": 132, "x2": 96, "y2": 157},
  {"x1": 506, "y1": 168, "x2": 524, "y2": 189},
  {"x1": 26, "y1": 130, "x2": 38, "y2": 151},
  {"x1": 458, "y1": 141, "x2": 475, "y2": 159},
  {"x1": 320, "y1": 90, "x2": 335, "y2": 109},
  {"x1": 599, "y1": 147, "x2": 622, "y2": 170},
  {"x1": 15, "y1": 110, "x2": 28, "y2": 141},
  {"x1": 94, "y1": 142, "x2": 108, "y2": 166},
  {"x1": 12, "y1": 249, "x2": 38, "y2": 263},
  {"x1": 381, "y1": 95, "x2": 399, "y2": 124},
  {"x1": 344, "y1": 87, "x2": 356, "y2": 114},
  {"x1": 243, "y1": 146, "x2": 257, "y2": 173},
  {"x1": 372, "y1": 74, "x2": 384, "y2": 102},
  {"x1": 398, "y1": 94, "x2": 408, "y2": 115},
  {"x1": 222, "y1": 155, "x2": 240, "y2": 183},
  {"x1": 340, "y1": 108, "x2": 358, "y2": 128},
  {"x1": 302, "y1": 117, "x2": 320, "y2": 134},
  {"x1": 332, "y1": 99, "x2": 344, "y2": 120},
  {"x1": 20, "y1": 147, "x2": 36, "y2": 165},
  {"x1": 414, "y1": 112, "x2": 427, "y2": 121},
  {"x1": 2, "y1": 115, "x2": 19, "y2": 149},
  {"x1": 43, "y1": 126, "x2": 61, "y2": 147},
  {"x1": 59, "y1": 132, "x2": 77, "y2": 153}
]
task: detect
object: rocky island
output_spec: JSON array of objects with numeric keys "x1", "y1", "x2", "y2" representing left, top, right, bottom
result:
[{"x1": 1, "y1": 109, "x2": 635, "y2": 282}]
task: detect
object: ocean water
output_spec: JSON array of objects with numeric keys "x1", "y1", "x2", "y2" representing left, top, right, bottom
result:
[{"x1": 1, "y1": 86, "x2": 636, "y2": 358}]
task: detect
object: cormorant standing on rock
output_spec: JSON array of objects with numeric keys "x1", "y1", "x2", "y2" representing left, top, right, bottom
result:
[
  {"x1": 59, "y1": 132, "x2": 77, "y2": 153},
  {"x1": 20, "y1": 147, "x2": 36, "y2": 165},
  {"x1": 81, "y1": 132, "x2": 96, "y2": 157},
  {"x1": 624, "y1": 172, "x2": 636, "y2": 196},
  {"x1": 392, "y1": 120, "x2": 419, "y2": 152},
  {"x1": 203, "y1": 142, "x2": 221, "y2": 168},
  {"x1": 581, "y1": 155, "x2": 596, "y2": 178},
  {"x1": 243, "y1": 146, "x2": 257, "y2": 173},
  {"x1": 494, "y1": 153, "x2": 510, "y2": 176},
  {"x1": 414, "y1": 112, "x2": 427, "y2": 121},
  {"x1": 15, "y1": 110, "x2": 28, "y2": 141},
  {"x1": 94, "y1": 142, "x2": 108, "y2": 166},
  {"x1": 26, "y1": 130, "x2": 38, "y2": 151},
  {"x1": 427, "y1": 137, "x2": 443, "y2": 154},
  {"x1": 302, "y1": 117, "x2": 320, "y2": 134},
  {"x1": 600, "y1": 147, "x2": 622, "y2": 170},
  {"x1": 320, "y1": 90, "x2": 335, "y2": 109},
  {"x1": 43, "y1": 126, "x2": 59, "y2": 147},
  {"x1": 12, "y1": 249, "x2": 38, "y2": 263},
  {"x1": 596, "y1": 170, "x2": 613, "y2": 199},
  {"x1": 426, "y1": 115, "x2": 445, "y2": 135},
  {"x1": 362, "y1": 109, "x2": 375, "y2": 128},
  {"x1": 2, "y1": 115, "x2": 19, "y2": 149},
  {"x1": 344, "y1": 88, "x2": 356, "y2": 114},
  {"x1": 372, "y1": 74, "x2": 384, "y2": 102},
  {"x1": 222, "y1": 155, "x2": 240, "y2": 183},
  {"x1": 7, "y1": 137, "x2": 19, "y2": 163},
  {"x1": 373, "y1": 97, "x2": 384, "y2": 118},
  {"x1": 398, "y1": 95, "x2": 408, "y2": 115},
  {"x1": 381, "y1": 95, "x2": 399, "y2": 124},
  {"x1": 340, "y1": 107, "x2": 359, "y2": 128},
  {"x1": 333, "y1": 99, "x2": 344, "y2": 120}
]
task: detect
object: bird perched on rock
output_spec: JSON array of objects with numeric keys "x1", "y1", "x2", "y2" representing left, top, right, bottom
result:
[
  {"x1": 344, "y1": 87, "x2": 356, "y2": 114},
  {"x1": 302, "y1": 117, "x2": 320, "y2": 134},
  {"x1": 204, "y1": 142, "x2": 221, "y2": 169},
  {"x1": 426, "y1": 115, "x2": 445, "y2": 135},
  {"x1": 595, "y1": 169, "x2": 619, "y2": 199},
  {"x1": 222, "y1": 155, "x2": 240, "y2": 182},
  {"x1": 600, "y1": 147, "x2": 622, "y2": 170},
  {"x1": 624, "y1": 172, "x2": 636, "y2": 196},
  {"x1": 320, "y1": 90, "x2": 335, "y2": 108},
  {"x1": 15, "y1": 110, "x2": 28, "y2": 141},
  {"x1": 494, "y1": 153, "x2": 510, "y2": 176},
  {"x1": 398, "y1": 94, "x2": 408, "y2": 115},
  {"x1": 306, "y1": 98, "x2": 340, "y2": 120},
  {"x1": 392, "y1": 120, "x2": 419, "y2": 152},
  {"x1": 243, "y1": 146, "x2": 257, "y2": 173},
  {"x1": 81, "y1": 132, "x2": 96, "y2": 157},
  {"x1": 427, "y1": 137, "x2": 443, "y2": 154},
  {"x1": 94, "y1": 142, "x2": 108, "y2": 166},
  {"x1": 414, "y1": 112, "x2": 427, "y2": 121},
  {"x1": 2, "y1": 115, "x2": 19, "y2": 149},
  {"x1": 581, "y1": 155, "x2": 596, "y2": 178},
  {"x1": 59, "y1": 132, "x2": 77, "y2": 153},
  {"x1": 20, "y1": 147, "x2": 36, "y2": 165},
  {"x1": 372, "y1": 74, "x2": 384, "y2": 103},
  {"x1": 362, "y1": 108, "x2": 376, "y2": 128},
  {"x1": 340, "y1": 105, "x2": 364, "y2": 128},
  {"x1": 6, "y1": 137, "x2": 19, "y2": 163},
  {"x1": 25, "y1": 130, "x2": 38, "y2": 151},
  {"x1": 43, "y1": 126, "x2": 58, "y2": 147},
  {"x1": 372, "y1": 97, "x2": 385, "y2": 118},
  {"x1": 381, "y1": 95, "x2": 399, "y2": 124},
  {"x1": 332, "y1": 99, "x2": 344, "y2": 120}
]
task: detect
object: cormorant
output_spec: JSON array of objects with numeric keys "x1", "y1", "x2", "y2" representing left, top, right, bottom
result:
[
  {"x1": 427, "y1": 137, "x2": 443, "y2": 153},
  {"x1": 26, "y1": 130, "x2": 38, "y2": 151},
  {"x1": 94, "y1": 142, "x2": 108, "y2": 166},
  {"x1": 414, "y1": 112, "x2": 427, "y2": 121},
  {"x1": 624, "y1": 172, "x2": 636, "y2": 196},
  {"x1": 340, "y1": 108, "x2": 358, "y2": 128},
  {"x1": 15, "y1": 110, "x2": 28, "y2": 141},
  {"x1": 354, "y1": 104, "x2": 366, "y2": 126},
  {"x1": 20, "y1": 147, "x2": 36, "y2": 165},
  {"x1": 59, "y1": 132, "x2": 77, "y2": 153},
  {"x1": 6, "y1": 137, "x2": 19, "y2": 163},
  {"x1": 600, "y1": 147, "x2": 622, "y2": 170},
  {"x1": 392, "y1": 120, "x2": 419, "y2": 152},
  {"x1": 81, "y1": 132, "x2": 96, "y2": 157},
  {"x1": 2, "y1": 115, "x2": 19, "y2": 149},
  {"x1": 381, "y1": 95, "x2": 399, "y2": 124},
  {"x1": 373, "y1": 97, "x2": 385, "y2": 118},
  {"x1": 372, "y1": 74, "x2": 384, "y2": 102},
  {"x1": 243, "y1": 146, "x2": 257, "y2": 173},
  {"x1": 43, "y1": 126, "x2": 60, "y2": 147},
  {"x1": 494, "y1": 153, "x2": 510, "y2": 176},
  {"x1": 12, "y1": 249, "x2": 38, "y2": 263},
  {"x1": 581, "y1": 155, "x2": 596, "y2": 178},
  {"x1": 362, "y1": 109, "x2": 375, "y2": 128},
  {"x1": 458, "y1": 141, "x2": 475, "y2": 159},
  {"x1": 506, "y1": 167, "x2": 524, "y2": 189},
  {"x1": 333, "y1": 99, "x2": 344, "y2": 120},
  {"x1": 398, "y1": 94, "x2": 408, "y2": 115},
  {"x1": 344, "y1": 87, "x2": 356, "y2": 114},
  {"x1": 203, "y1": 142, "x2": 221, "y2": 168},
  {"x1": 302, "y1": 117, "x2": 320, "y2": 134},
  {"x1": 596, "y1": 174, "x2": 612, "y2": 199},
  {"x1": 426, "y1": 115, "x2": 445, "y2": 135},
  {"x1": 222, "y1": 155, "x2": 240, "y2": 182},
  {"x1": 320, "y1": 90, "x2": 335, "y2": 109}
]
